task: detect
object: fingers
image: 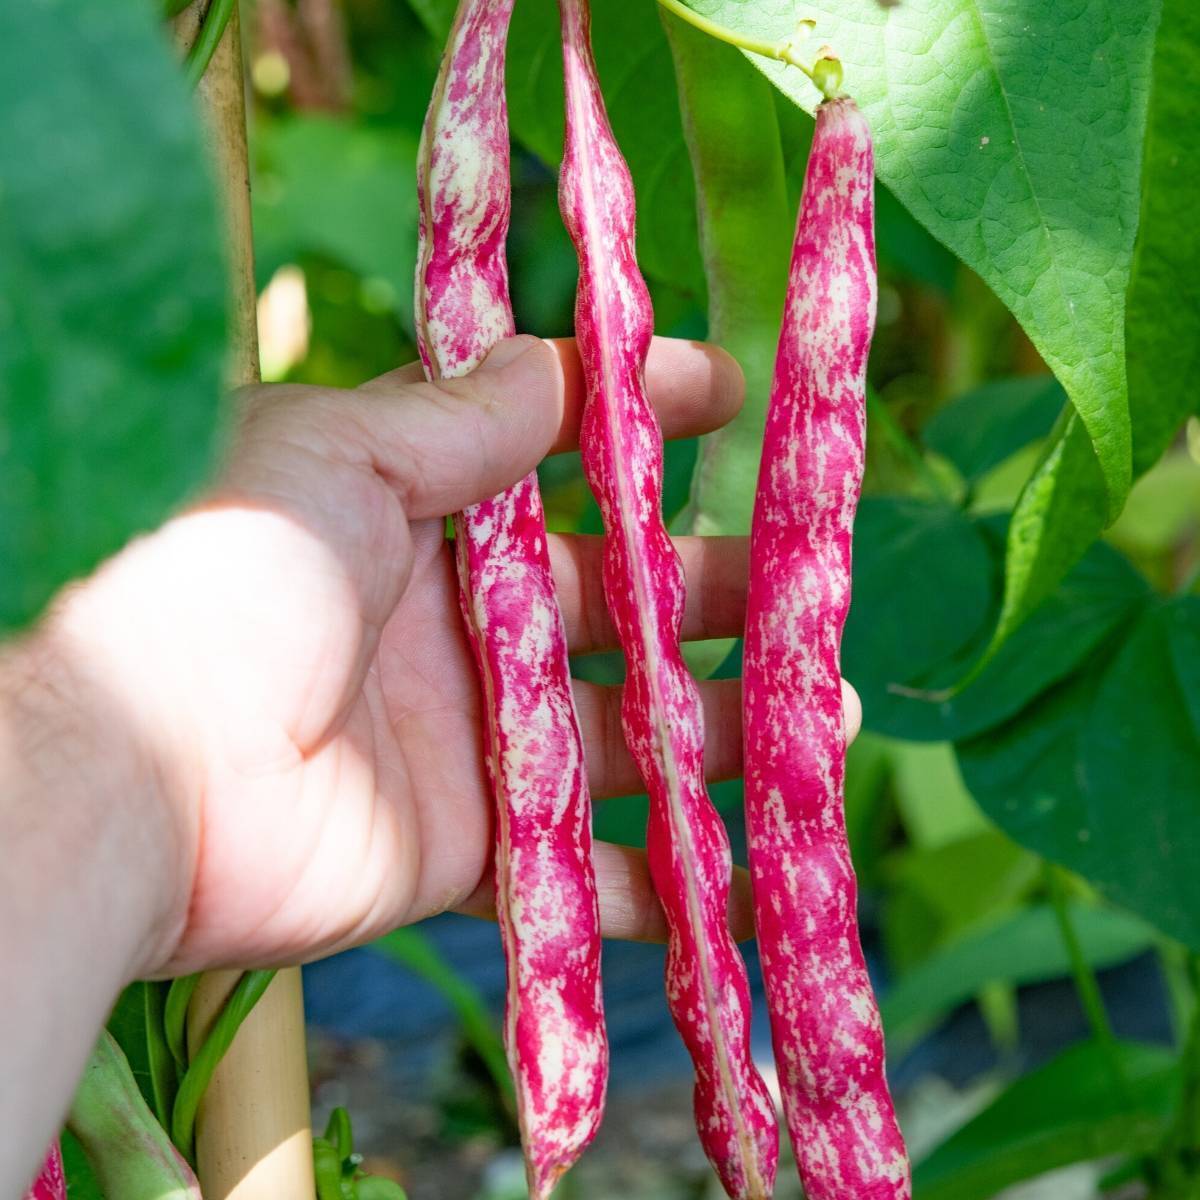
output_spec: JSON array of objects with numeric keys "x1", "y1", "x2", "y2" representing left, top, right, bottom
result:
[
  {"x1": 546, "y1": 336, "x2": 743, "y2": 454},
  {"x1": 362, "y1": 337, "x2": 744, "y2": 456},
  {"x1": 455, "y1": 842, "x2": 757, "y2": 944},
  {"x1": 591, "y1": 844, "x2": 757, "y2": 943},
  {"x1": 843, "y1": 678, "x2": 863, "y2": 744},
  {"x1": 346, "y1": 335, "x2": 743, "y2": 519},
  {"x1": 552, "y1": 534, "x2": 749, "y2": 654},
  {"x1": 574, "y1": 675, "x2": 862, "y2": 799},
  {"x1": 575, "y1": 677, "x2": 743, "y2": 799}
]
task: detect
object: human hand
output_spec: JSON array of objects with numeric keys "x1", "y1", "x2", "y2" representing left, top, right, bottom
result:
[{"x1": 57, "y1": 335, "x2": 860, "y2": 978}]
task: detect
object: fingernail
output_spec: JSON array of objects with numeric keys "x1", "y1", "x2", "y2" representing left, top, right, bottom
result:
[{"x1": 477, "y1": 335, "x2": 541, "y2": 372}]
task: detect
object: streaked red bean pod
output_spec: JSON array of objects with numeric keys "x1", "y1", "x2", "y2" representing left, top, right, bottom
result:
[
  {"x1": 743, "y1": 96, "x2": 909, "y2": 1200},
  {"x1": 415, "y1": 3, "x2": 606, "y2": 1194},
  {"x1": 556, "y1": 4, "x2": 778, "y2": 1196},
  {"x1": 23, "y1": 1143, "x2": 65, "y2": 1200}
]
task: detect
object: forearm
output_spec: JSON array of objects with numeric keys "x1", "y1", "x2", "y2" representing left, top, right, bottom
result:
[{"x1": 0, "y1": 616, "x2": 181, "y2": 1196}]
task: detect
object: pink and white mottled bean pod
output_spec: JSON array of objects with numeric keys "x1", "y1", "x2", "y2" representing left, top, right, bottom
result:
[
  {"x1": 743, "y1": 96, "x2": 910, "y2": 1200},
  {"x1": 415, "y1": 3, "x2": 607, "y2": 1195},
  {"x1": 557, "y1": 3, "x2": 778, "y2": 1197},
  {"x1": 23, "y1": 1143, "x2": 65, "y2": 1200}
]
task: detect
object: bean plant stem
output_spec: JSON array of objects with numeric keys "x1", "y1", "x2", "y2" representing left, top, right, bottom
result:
[
  {"x1": 654, "y1": 0, "x2": 841, "y2": 98},
  {"x1": 1150, "y1": 957, "x2": 1200, "y2": 1195},
  {"x1": 1044, "y1": 863, "x2": 1131, "y2": 1102}
]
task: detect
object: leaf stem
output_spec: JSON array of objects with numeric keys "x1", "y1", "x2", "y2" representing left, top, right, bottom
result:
[
  {"x1": 1044, "y1": 863, "x2": 1131, "y2": 1100},
  {"x1": 170, "y1": 969, "x2": 276, "y2": 1161},
  {"x1": 655, "y1": 0, "x2": 843, "y2": 98},
  {"x1": 1149, "y1": 956, "x2": 1200, "y2": 1195},
  {"x1": 165, "y1": 974, "x2": 202, "y2": 1071},
  {"x1": 183, "y1": 0, "x2": 237, "y2": 90}
]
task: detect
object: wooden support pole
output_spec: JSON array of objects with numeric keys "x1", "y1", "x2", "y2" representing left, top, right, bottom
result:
[
  {"x1": 173, "y1": 4, "x2": 315, "y2": 1197},
  {"x1": 187, "y1": 969, "x2": 314, "y2": 1199}
]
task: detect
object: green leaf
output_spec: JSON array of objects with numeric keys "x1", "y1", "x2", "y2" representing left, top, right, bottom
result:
[
  {"x1": 505, "y1": 0, "x2": 704, "y2": 296},
  {"x1": 863, "y1": 529, "x2": 1150, "y2": 743},
  {"x1": 106, "y1": 983, "x2": 175, "y2": 1128},
  {"x1": 70, "y1": 1033, "x2": 201, "y2": 1198},
  {"x1": 961, "y1": 0, "x2": 1199, "y2": 667},
  {"x1": 1125, "y1": 0, "x2": 1200, "y2": 475},
  {"x1": 881, "y1": 902, "x2": 1156, "y2": 1050},
  {"x1": 1080, "y1": 600, "x2": 1200, "y2": 946},
  {"x1": 681, "y1": 0, "x2": 1159, "y2": 514},
  {"x1": 0, "y1": 0, "x2": 226, "y2": 631},
  {"x1": 61, "y1": 1129, "x2": 104, "y2": 1200},
  {"x1": 981, "y1": 412, "x2": 1109, "y2": 669},
  {"x1": 958, "y1": 600, "x2": 1200, "y2": 949},
  {"x1": 925, "y1": 376, "x2": 1064, "y2": 486},
  {"x1": 252, "y1": 117, "x2": 420, "y2": 328},
  {"x1": 913, "y1": 1040, "x2": 1178, "y2": 1200},
  {"x1": 841, "y1": 498, "x2": 992, "y2": 725}
]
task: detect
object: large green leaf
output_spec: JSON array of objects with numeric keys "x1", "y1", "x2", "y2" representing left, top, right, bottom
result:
[
  {"x1": 681, "y1": 0, "x2": 1159, "y2": 515},
  {"x1": 0, "y1": 0, "x2": 226, "y2": 631},
  {"x1": 1079, "y1": 600, "x2": 1200, "y2": 946},
  {"x1": 914, "y1": 1040, "x2": 1178, "y2": 1200},
  {"x1": 958, "y1": 600, "x2": 1200, "y2": 949},
  {"x1": 969, "y1": 0, "x2": 1195, "y2": 672},
  {"x1": 961, "y1": 0, "x2": 1199, "y2": 666},
  {"x1": 1125, "y1": 0, "x2": 1200, "y2": 474},
  {"x1": 881, "y1": 902, "x2": 1155, "y2": 1049}
]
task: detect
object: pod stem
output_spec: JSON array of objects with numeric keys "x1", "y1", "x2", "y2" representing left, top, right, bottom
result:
[{"x1": 655, "y1": 0, "x2": 843, "y2": 98}]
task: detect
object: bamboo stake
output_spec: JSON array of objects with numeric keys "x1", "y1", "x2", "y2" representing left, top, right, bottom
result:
[
  {"x1": 188, "y1": 969, "x2": 314, "y2": 1198},
  {"x1": 173, "y1": 4, "x2": 314, "y2": 1196}
]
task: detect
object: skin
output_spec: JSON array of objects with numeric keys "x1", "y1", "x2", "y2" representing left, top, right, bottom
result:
[{"x1": 0, "y1": 334, "x2": 860, "y2": 1196}]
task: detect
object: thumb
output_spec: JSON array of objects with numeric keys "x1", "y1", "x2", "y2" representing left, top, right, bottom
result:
[{"x1": 353, "y1": 335, "x2": 567, "y2": 520}]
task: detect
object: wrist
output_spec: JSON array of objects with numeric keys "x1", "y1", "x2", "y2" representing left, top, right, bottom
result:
[{"x1": 2, "y1": 579, "x2": 193, "y2": 981}]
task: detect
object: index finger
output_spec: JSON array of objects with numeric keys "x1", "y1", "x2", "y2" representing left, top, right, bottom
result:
[{"x1": 362, "y1": 335, "x2": 745, "y2": 453}]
